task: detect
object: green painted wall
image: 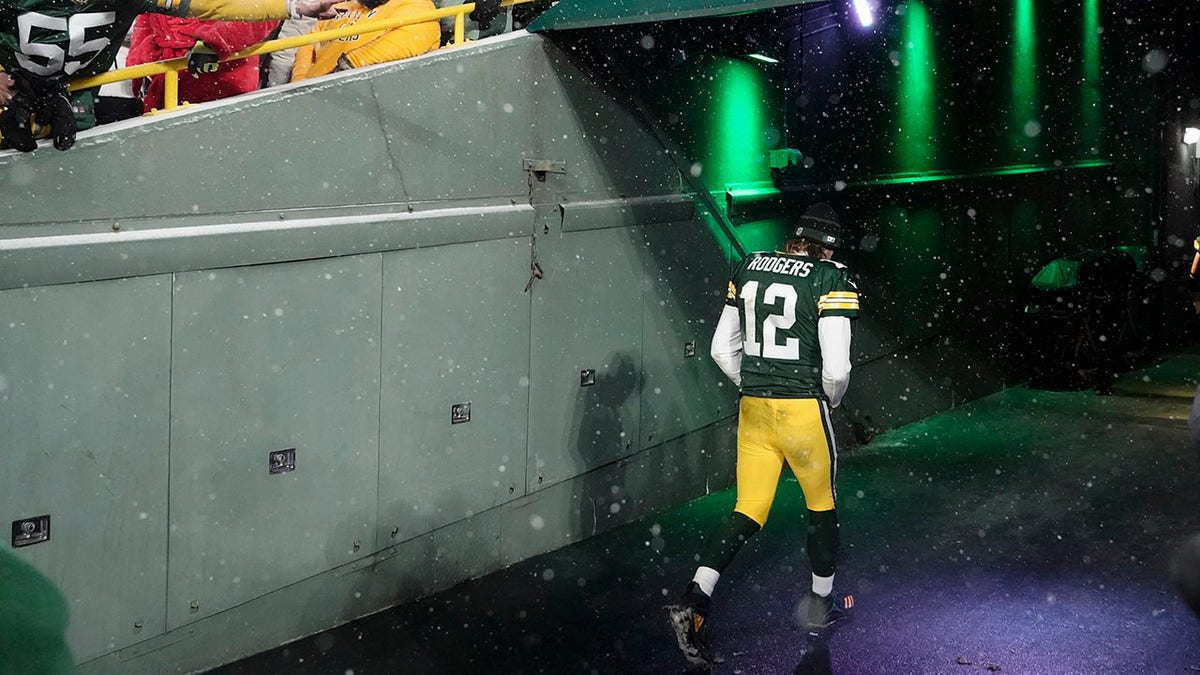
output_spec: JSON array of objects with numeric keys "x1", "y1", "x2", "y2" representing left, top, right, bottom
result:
[{"x1": 0, "y1": 33, "x2": 740, "y2": 675}]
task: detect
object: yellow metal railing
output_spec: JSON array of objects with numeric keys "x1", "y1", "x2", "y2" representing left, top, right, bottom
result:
[{"x1": 70, "y1": 0, "x2": 527, "y2": 112}]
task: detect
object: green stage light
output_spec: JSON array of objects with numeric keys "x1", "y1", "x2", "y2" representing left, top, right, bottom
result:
[
  {"x1": 1080, "y1": 0, "x2": 1101, "y2": 155},
  {"x1": 1011, "y1": 0, "x2": 1039, "y2": 159},
  {"x1": 706, "y1": 59, "x2": 771, "y2": 188},
  {"x1": 895, "y1": 0, "x2": 936, "y2": 172}
]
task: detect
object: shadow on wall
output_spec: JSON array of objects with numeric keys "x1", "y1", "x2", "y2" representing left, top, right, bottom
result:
[
  {"x1": 572, "y1": 351, "x2": 639, "y2": 540},
  {"x1": 215, "y1": 490, "x2": 482, "y2": 675}
]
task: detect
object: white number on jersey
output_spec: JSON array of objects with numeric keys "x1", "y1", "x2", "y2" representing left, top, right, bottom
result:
[
  {"x1": 17, "y1": 12, "x2": 116, "y2": 77},
  {"x1": 740, "y1": 280, "x2": 801, "y2": 360}
]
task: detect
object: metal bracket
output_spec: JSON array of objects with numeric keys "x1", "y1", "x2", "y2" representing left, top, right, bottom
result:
[
  {"x1": 11, "y1": 515, "x2": 50, "y2": 548},
  {"x1": 523, "y1": 158, "x2": 566, "y2": 182},
  {"x1": 451, "y1": 402, "x2": 472, "y2": 425},
  {"x1": 523, "y1": 261, "x2": 543, "y2": 293},
  {"x1": 269, "y1": 448, "x2": 296, "y2": 475}
]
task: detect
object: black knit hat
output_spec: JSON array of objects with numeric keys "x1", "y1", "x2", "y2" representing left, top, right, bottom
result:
[{"x1": 793, "y1": 203, "x2": 842, "y2": 250}]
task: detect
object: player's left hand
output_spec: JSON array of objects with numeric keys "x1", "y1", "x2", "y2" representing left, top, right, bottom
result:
[{"x1": 295, "y1": 0, "x2": 339, "y2": 19}]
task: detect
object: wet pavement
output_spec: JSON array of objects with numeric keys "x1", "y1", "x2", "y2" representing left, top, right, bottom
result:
[{"x1": 212, "y1": 350, "x2": 1200, "y2": 675}]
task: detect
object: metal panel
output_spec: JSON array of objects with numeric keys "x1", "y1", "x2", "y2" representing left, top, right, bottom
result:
[
  {"x1": 533, "y1": 39, "x2": 682, "y2": 204},
  {"x1": 500, "y1": 417, "x2": 735, "y2": 566},
  {"x1": 0, "y1": 36, "x2": 541, "y2": 227},
  {"x1": 0, "y1": 203, "x2": 535, "y2": 291},
  {"x1": 78, "y1": 418, "x2": 730, "y2": 675},
  {"x1": 843, "y1": 339, "x2": 964, "y2": 432},
  {"x1": 379, "y1": 238, "x2": 532, "y2": 544},
  {"x1": 0, "y1": 77, "x2": 401, "y2": 225},
  {"x1": 853, "y1": 205, "x2": 947, "y2": 363},
  {"x1": 168, "y1": 256, "x2": 381, "y2": 630},
  {"x1": 528, "y1": 228, "x2": 643, "y2": 490},
  {"x1": 0, "y1": 276, "x2": 171, "y2": 662},
  {"x1": 944, "y1": 197, "x2": 1014, "y2": 357},
  {"x1": 372, "y1": 35, "x2": 537, "y2": 204},
  {"x1": 640, "y1": 220, "x2": 737, "y2": 448},
  {"x1": 561, "y1": 195, "x2": 696, "y2": 232}
]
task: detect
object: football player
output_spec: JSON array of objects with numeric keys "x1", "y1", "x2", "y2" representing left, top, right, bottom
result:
[
  {"x1": 669, "y1": 203, "x2": 860, "y2": 669},
  {"x1": 0, "y1": 0, "x2": 340, "y2": 151}
]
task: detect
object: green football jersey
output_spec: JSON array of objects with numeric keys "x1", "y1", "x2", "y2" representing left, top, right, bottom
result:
[
  {"x1": 0, "y1": 0, "x2": 191, "y2": 82},
  {"x1": 726, "y1": 251, "x2": 859, "y2": 399}
]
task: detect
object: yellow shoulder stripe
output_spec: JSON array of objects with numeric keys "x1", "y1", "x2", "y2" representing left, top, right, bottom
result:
[
  {"x1": 819, "y1": 302, "x2": 860, "y2": 311},
  {"x1": 817, "y1": 293, "x2": 860, "y2": 310},
  {"x1": 818, "y1": 292, "x2": 860, "y2": 310}
]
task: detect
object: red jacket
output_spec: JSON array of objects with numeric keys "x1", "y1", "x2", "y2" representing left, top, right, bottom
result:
[{"x1": 126, "y1": 15, "x2": 277, "y2": 113}]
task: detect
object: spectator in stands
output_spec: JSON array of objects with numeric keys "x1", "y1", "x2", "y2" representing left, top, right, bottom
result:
[
  {"x1": 0, "y1": 0, "x2": 338, "y2": 152},
  {"x1": 261, "y1": 18, "x2": 318, "y2": 87},
  {"x1": 0, "y1": 71, "x2": 13, "y2": 107},
  {"x1": 290, "y1": 0, "x2": 440, "y2": 81},
  {"x1": 434, "y1": 0, "x2": 506, "y2": 43},
  {"x1": 95, "y1": 35, "x2": 143, "y2": 125},
  {"x1": 127, "y1": 15, "x2": 276, "y2": 113}
]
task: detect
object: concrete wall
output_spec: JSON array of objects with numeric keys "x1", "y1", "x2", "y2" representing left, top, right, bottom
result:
[{"x1": 0, "y1": 32, "x2": 740, "y2": 674}]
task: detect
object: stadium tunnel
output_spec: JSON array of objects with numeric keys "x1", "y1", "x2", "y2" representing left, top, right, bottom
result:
[{"x1": 2, "y1": 0, "x2": 1200, "y2": 673}]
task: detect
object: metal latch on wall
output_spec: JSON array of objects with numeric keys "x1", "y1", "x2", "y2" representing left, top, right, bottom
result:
[
  {"x1": 523, "y1": 158, "x2": 566, "y2": 182},
  {"x1": 11, "y1": 515, "x2": 50, "y2": 548}
]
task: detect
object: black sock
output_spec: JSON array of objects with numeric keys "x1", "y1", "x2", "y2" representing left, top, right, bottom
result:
[{"x1": 806, "y1": 509, "x2": 840, "y2": 578}]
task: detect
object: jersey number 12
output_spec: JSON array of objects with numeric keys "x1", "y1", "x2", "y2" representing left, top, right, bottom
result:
[{"x1": 740, "y1": 281, "x2": 800, "y2": 360}]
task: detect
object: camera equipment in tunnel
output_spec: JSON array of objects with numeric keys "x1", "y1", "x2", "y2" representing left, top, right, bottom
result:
[{"x1": 1022, "y1": 246, "x2": 1149, "y2": 391}]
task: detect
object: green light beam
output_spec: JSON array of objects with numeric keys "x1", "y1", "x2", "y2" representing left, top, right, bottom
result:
[
  {"x1": 896, "y1": 0, "x2": 937, "y2": 172},
  {"x1": 1011, "y1": 0, "x2": 1039, "y2": 160},
  {"x1": 1080, "y1": 0, "x2": 1102, "y2": 157}
]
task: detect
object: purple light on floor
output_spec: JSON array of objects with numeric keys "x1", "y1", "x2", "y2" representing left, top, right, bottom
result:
[{"x1": 852, "y1": 0, "x2": 875, "y2": 27}]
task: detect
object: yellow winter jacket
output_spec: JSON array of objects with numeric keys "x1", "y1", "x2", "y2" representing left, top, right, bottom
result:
[{"x1": 291, "y1": 0, "x2": 439, "y2": 81}]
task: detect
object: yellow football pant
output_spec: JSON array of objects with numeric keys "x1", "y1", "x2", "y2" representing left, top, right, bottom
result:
[{"x1": 734, "y1": 396, "x2": 837, "y2": 525}]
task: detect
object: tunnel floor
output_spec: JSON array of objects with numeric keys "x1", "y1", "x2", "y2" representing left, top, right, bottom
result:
[{"x1": 210, "y1": 349, "x2": 1200, "y2": 675}]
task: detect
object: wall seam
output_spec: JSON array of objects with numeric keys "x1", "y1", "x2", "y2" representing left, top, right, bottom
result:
[
  {"x1": 164, "y1": 272, "x2": 175, "y2": 633},
  {"x1": 375, "y1": 255, "x2": 385, "y2": 553}
]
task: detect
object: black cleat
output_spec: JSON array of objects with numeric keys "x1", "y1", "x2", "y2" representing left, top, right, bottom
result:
[
  {"x1": 798, "y1": 591, "x2": 853, "y2": 631},
  {"x1": 667, "y1": 582, "x2": 718, "y2": 668},
  {"x1": 667, "y1": 602, "x2": 715, "y2": 669}
]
